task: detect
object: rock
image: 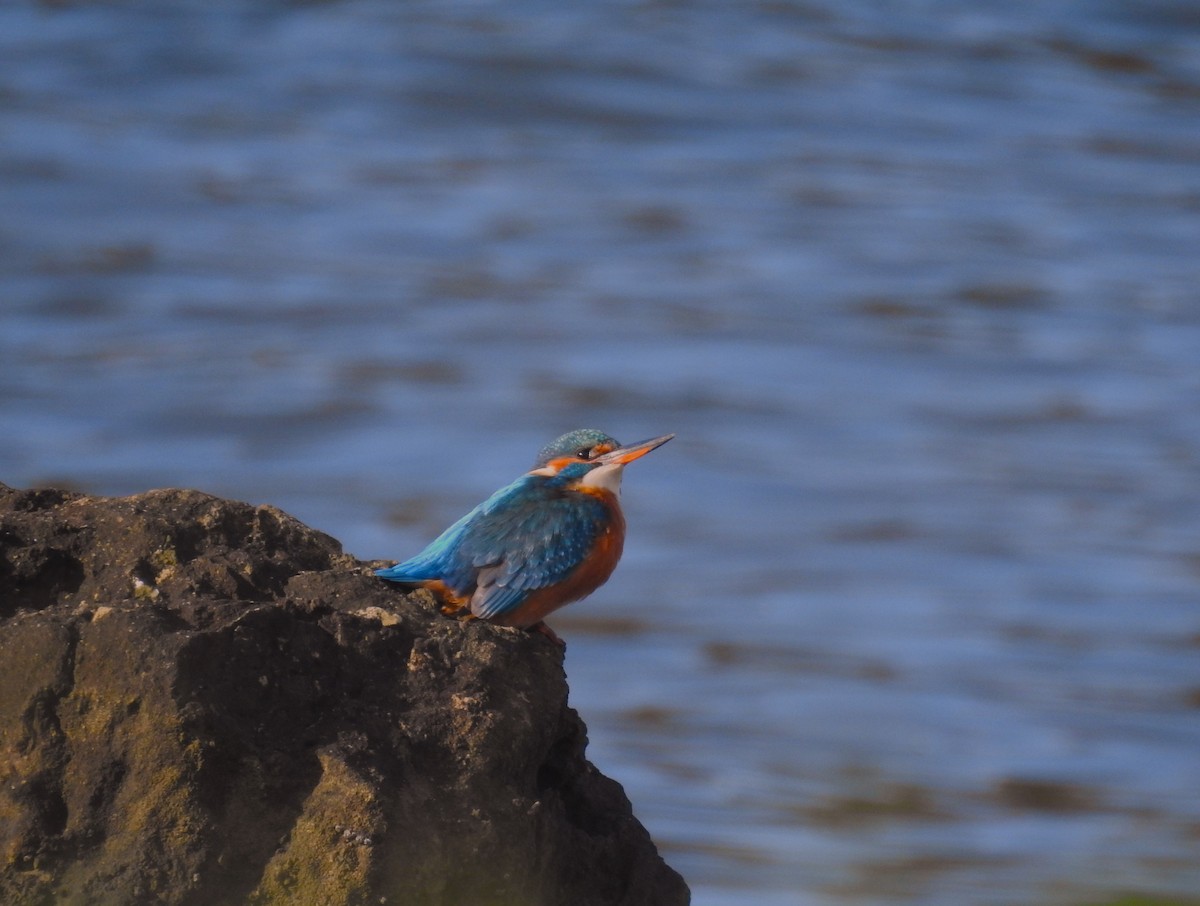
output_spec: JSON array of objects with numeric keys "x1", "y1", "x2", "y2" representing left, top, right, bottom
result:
[{"x1": 0, "y1": 482, "x2": 689, "y2": 906}]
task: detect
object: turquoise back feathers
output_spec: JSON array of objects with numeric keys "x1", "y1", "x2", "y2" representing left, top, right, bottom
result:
[
  {"x1": 376, "y1": 429, "x2": 672, "y2": 630},
  {"x1": 376, "y1": 473, "x2": 613, "y2": 620}
]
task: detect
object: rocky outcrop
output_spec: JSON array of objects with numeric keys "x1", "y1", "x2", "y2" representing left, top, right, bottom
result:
[{"x1": 0, "y1": 482, "x2": 689, "y2": 906}]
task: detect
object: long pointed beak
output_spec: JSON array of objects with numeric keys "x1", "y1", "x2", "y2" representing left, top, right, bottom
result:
[{"x1": 595, "y1": 433, "x2": 675, "y2": 466}]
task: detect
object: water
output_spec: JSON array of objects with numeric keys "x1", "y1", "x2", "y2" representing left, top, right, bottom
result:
[{"x1": 3, "y1": 1, "x2": 1200, "y2": 903}]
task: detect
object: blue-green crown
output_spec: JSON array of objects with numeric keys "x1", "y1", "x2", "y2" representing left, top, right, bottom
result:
[{"x1": 533, "y1": 428, "x2": 619, "y2": 468}]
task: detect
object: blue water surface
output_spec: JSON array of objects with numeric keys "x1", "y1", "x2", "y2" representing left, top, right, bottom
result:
[{"x1": 3, "y1": 1, "x2": 1200, "y2": 903}]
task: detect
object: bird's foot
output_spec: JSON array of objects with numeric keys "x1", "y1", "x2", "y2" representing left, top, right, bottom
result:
[
  {"x1": 424, "y1": 580, "x2": 470, "y2": 617},
  {"x1": 529, "y1": 621, "x2": 565, "y2": 647}
]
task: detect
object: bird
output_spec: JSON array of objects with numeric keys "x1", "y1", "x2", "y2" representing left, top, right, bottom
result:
[{"x1": 375, "y1": 428, "x2": 674, "y2": 643}]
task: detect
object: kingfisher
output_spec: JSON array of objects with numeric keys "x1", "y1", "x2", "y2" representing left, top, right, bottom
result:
[{"x1": 375, "y1": 428, "x2": 673, "y2": 643}]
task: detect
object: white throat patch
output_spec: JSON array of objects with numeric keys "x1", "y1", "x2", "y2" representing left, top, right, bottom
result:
[{"x1": 579, "y1": 462, "x2": 623, "y2": 495}]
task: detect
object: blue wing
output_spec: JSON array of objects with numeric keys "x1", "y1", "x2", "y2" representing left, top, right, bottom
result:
[{"x1": 375, "y1": 476, "x2": 609, "y2": 620}]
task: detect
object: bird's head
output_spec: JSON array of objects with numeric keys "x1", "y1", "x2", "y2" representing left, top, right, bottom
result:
[{"x1": 529, "y1": 428, "x2": 674, "y2": 495}]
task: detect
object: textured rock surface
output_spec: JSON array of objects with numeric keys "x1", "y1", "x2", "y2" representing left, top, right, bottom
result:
[{"x1": 0, "y1": 482, "x2": 689, "y2": 906}]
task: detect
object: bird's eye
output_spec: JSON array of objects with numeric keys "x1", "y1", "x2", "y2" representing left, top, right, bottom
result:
[{"x1": 577, "y1": 448, "x2": 593, "y2": 460}]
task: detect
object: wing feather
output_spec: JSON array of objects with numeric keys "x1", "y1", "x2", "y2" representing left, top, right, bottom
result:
[
  {"x1": 457, "y1": 482, "x2": 608, "y2": 620},
  {"x1": 376, "y1": 476, "x2": 610, "y2": 621}
]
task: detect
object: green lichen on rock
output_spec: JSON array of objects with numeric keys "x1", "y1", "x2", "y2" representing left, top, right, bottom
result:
[{"x1": 0, "y1": 482, "x2": 689, "y2": 906}]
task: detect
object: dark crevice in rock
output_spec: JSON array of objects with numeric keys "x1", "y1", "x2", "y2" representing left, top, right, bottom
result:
[{"x1": 0, "y1": 542, "x2": 85, "y2": 617}]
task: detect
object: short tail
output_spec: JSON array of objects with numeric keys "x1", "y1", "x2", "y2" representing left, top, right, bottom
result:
[
  {"x1": 376, "y1": 564, "x2": 419, "y2": 582},
  {"x1": 375, "y1": 555, "x2": 444, "y2": 583}
]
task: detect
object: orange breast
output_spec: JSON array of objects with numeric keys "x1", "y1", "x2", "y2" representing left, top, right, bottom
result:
[{"x1": 490, "y1": 492, "x2": 626, "y2": 629}]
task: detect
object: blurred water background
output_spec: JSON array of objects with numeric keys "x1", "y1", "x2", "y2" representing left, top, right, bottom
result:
[{"x1": 3, "y1": 1, "x2": 1200, "y2": 903}]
